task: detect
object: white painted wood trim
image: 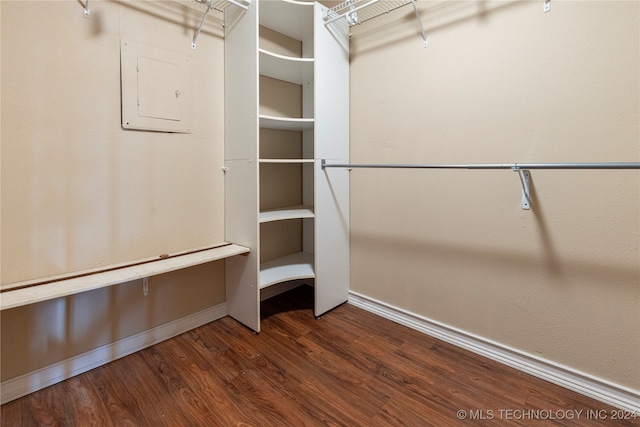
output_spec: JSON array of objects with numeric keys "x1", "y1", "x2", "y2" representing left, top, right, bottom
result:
[
  {"x1": 1, "y1": 244, "x2": 250, "y2": 311},
  {"x1": 348, "y1": 291, "x2": 640, "y2": 413},
  {"x1": 0, "y1": 303, "x2": 228, "y2": 405}
]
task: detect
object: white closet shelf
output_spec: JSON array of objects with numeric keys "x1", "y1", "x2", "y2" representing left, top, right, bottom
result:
[
  {"x1": 260, "y1": 0, "x2": 314, "y2": 42},
  {"x1": 259, "y1": 205, "x2": 314, "y2": 223},
  {"x1": 324, "y1": 0, "x2": 412, "y2": 26},
  {"x1": 259, "y1": 115, "x2": 314, "y2": 131},
  {"x1": 259, "y1": 49, "x2": 314, "y2": 85},
  {"x1": 259, "y1": 251, "x2": 314, "y2": 289},
  {"x1": 0, "y1": 243, "x2": 250, "y2": 311},
  {"x1": 259, "y1": 159, "x2": 315, "y2": 163},
  {"x1": 323, "y1": 0, "x2": 427, "y2": 46},
  {"x1": 208, "y1": 0, "x2": 250, "y2": 14},
  {"x1": 191, "y1": 0, "x2": 250, "y2": 49}
]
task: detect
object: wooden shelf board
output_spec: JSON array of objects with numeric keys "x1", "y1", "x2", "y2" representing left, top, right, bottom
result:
[
  {"x1": 260, "y1": 205, "x2": 314, "y2": 223},
  {"x1": 260, "y1": 0, "x2": 314, "y2": 42},
  {"x1": 260, "y1": 252, "x2": 314, "y2": 289},
  {"x1": 1, "y1": 243, "x2": 250, "y2": 311},
  {"x1": 259, "y1": 49, "x2": 313, "y2": 85},
  {"x1": 259, "y1": 115, "x2": 314, "y2": 131},
  {"x1": 259, "y1": 159, "x2": 315, "y2": 164}
]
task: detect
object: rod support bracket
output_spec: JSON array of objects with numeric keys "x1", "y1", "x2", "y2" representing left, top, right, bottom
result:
[{"x1": 513, "y1": 166, "x2": 531, "y2": 210}]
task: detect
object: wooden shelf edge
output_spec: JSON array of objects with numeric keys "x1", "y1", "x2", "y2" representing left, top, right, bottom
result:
[
  {"x1": 259, "y1": 48, "x2": 314, "y2": 63},
  {"x1": 259, "y1": 115, "x2": 314, "y2": 131},
  {"x1": 259, "y1": 159, "x2": 315, "y2": 163},
  {"x1": 0, "y1": 243, "x2": 250, "y2": 311},
  {"x1": 259, "y1": 252, "x2": 314, "y2": 289},
  {"x1": 259, "y1": 206, "x2": 314, "y2": 223}
]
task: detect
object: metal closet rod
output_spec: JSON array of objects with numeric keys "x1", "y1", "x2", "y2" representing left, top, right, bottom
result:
[
  {"x1": 321, "y1": 160, "x2": 640, "y2": 210},
  {"x1": 321, "y1": 161, "x2": 640, "y2": 170}
]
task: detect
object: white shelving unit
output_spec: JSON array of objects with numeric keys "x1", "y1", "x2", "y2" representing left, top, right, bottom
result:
[{"x1": 224, "y1": 0, "x2": 350, "y2": 332}]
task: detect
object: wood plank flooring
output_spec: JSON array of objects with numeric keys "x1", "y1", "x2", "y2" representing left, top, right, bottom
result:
[{"x1": 2, "y1": 286, "x2": 638, "y2": 426}]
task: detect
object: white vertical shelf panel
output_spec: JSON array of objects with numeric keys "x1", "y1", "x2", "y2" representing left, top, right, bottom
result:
[
  {"x1": 224, "y1": 158, "x2": 260, "y2": 332},
  {"x1": 224, "y1": 0, "x2": 261, "y2": 332},
  {"x1": 314, "y1": 3, "x2": 350, "y2": 160},
  {"x1": 314, "y1": 160, "x2": 350, "y2": 316},
  {"x1": 314, "y1": 2, "x2": 350, "y2": 316},
  {"x1": 302, "y1": 1, "x2": 316, "y2": 265},
  {"x1": 225, "y1": 0, "x2": 259, "y2": 162}
]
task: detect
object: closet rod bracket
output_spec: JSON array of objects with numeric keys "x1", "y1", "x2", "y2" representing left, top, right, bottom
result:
[
  {"x1": 512, "y1": 166, "x2": 531, "y2": 210},
  {"x1": 409, "y1": 0, "x2": 428, "y2": 47},
  {"x1": 192, "y1": 0, "x2": 213, "y2": 49},
  {"x1": 544, "y1": 0, "x2": 551, "y2": 13}
]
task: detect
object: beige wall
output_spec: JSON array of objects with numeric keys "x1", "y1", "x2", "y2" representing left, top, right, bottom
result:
[
  {"x1": 349, "y1": 1, "x2": 640, "y2": 391},
  {"x1": 1, "y1": 0, "x2": 225, "y2": 284},
  {"x1": 2, "y1": 262, "x2": 225, "y2": 380},
  {"x1": 1, "y1": 0, "x2": 226, "y2": 380}
]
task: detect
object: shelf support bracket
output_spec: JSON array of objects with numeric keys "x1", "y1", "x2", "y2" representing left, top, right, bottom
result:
[
  {"x1": 409, "y1": 0, "x2": 428, "y2": 47},
  {"x1": 544, "y1": 0, "x2": 551, "y2": 13},
  {"x1": 192, "y1": 0, "x2": 213, "y2": 49},
  {"x1": 82, "y1": 0, "x2": 90, "y2": 17},
  {"x1": 346, "y1": 0, "x2": 360, "y2": 25},
  {"x1": 513, "y1": 166, "x2": 531, "y2": 210}
]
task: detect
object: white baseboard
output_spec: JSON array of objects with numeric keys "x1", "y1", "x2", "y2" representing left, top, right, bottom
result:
[
  {"x1": 1, "y1": 302, "x2": 228, "y2": 405},
  {"x1": 348, "y1": 291, "x2": 640, "y2": 413}
]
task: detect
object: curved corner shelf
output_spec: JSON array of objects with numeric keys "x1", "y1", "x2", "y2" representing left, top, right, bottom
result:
[
  {"x1": 1, "y1": 243, "x2": 250, "y2": 311},
  {"x1": 260, "y1": 115, "x2": 314, "y2": 131},
  {"x1": 260, "y1": 251, "x2": 315, "y2": 289},
  {"x1": 260, "y1": 0, "x2": 314, "y2": 42},
  {"x1": 259, "y1": 205, "x2": 314, "y2": 223},
  {"x1": 259, "y1": 49, "x2": 314, "y2": 85}
]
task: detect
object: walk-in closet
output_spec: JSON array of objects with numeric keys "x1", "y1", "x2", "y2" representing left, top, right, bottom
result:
[{"x1": 1, "y1": 0, "x2": 639, "y2": 424}]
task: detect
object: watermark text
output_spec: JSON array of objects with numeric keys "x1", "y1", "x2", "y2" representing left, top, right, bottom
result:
[{"x1": 456, "y1": 408, "x2": 638, "y2": 421}]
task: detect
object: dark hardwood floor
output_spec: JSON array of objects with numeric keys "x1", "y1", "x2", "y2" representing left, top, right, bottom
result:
[{"x1": 2, "y1": 286, "x2": 638, "y2": 426}]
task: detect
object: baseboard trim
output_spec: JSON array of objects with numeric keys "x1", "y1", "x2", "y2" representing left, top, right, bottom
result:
[
  {"x1": 1, "y1": 302, "x2": 228, "y2": 405},
  {"x1": 348, "y1": 291, "x2": 640, "y2": 413}
]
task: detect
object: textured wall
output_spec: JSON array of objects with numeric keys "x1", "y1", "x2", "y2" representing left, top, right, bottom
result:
[
  {"x1": 1, "y1": 0, "x2": 225, "y2": 284},
  {"x1": 349, "y1": 1, "x2": 639, "y2": 391},
  {"x1": 1, "y1": 0, "x2": 226, "y2": 381}
]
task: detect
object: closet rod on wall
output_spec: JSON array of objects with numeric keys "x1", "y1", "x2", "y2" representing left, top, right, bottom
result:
[
  {"x1": 321, "y1": 161, "x2": 640, "y2": 170},
  {"x1": 321, "y1": 160, "x2": 640, "y2": 210}
]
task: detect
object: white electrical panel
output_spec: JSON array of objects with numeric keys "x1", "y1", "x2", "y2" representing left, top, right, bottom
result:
[{"x1": 121, "y1": 40, "x2": 192, "y2": 133}]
